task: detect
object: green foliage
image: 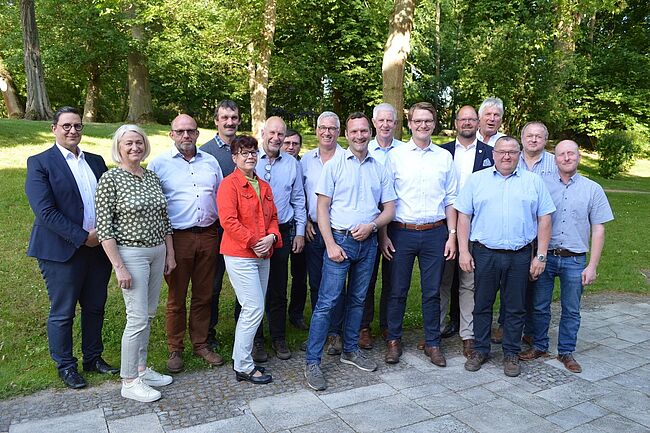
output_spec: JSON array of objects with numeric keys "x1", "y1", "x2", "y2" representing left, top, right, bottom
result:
[{"x1": 596, "y1": 130, "x2": 641, "y2": 178}]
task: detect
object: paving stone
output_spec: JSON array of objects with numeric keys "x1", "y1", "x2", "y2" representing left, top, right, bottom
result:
[
  {"x1": 571, "y1": 401, "x2": 610, "y2": 418},
  {"x1": 335, "y1": 394, "x2": 431, "y2": 433},
  {"x1": 9, "y1": 408, "x2": 107, "y2": 433},
  {"x1": 487, "y1": 381, "x2": 562, "y2": 416},
  {"x1": 398, "y1": 382, "x2": 449, "y2": 399},
  {"x1": 544, "y1": 406, "x2": 601, "y2": 430},
  {"x1": 399, "y1": 352, "x2": 436, "y2": 372},
  {"x1": 535, "y1": 379, "x2": 619, "y2": 408},
  {"x1": 289, "y1": 418, "x2": 355, "y2": 433},
  {"x1": 606, "y1": 323, "x2": 650, "y2": 344},
  {"x1": 108, "y1": 413, "x2": 164, "y2": 433},
  {"x1": 595, "y1": 389, "x2": 650, "y2": 428},
  {"x1": 456, "y1": 386, "x2": 498, "y2": 405},
  {"x1": 250, "y1": 390, "x2": 334, "y2": 432},
  {"x1": 580, "y1": 345, "x2": 649, "y2": 370},
  {"x1": 576, "y1": 326, "x2": 616, "y2": 343},
  {"x1": 318, "y1": 384, "x2": 396, "y2": 409},
  {"x1": 599, "y1": 336, "x2": 636, "y2": 350},
  {"x1": 414, "y1": 390, "x2": 474, "y2": 416},
  {"x1": 388, "y1": 415, "x2": 477, "y2": 433},
  {"x1": 587, "y1": 414, "x2": 650, "y2": 433},
  {"x1": 623, "y1": 342, "x2": 650, "y2": 361},
  {"x1": 380, "y1": 368, "x2": 439, "y2": 390},
  {"x1": 606, "y1": 368, "x2": 650, "y2": 395},
  {"x1": 606, "y1": 302, "x2": 650, "y2": 317},
  {"x1": 168, "y1": 414, "x2": 265, "y2": 433},
  {"x1": 426, "y1": 364, "x2": 499, "y2": 391},
  {"x1": 545, "y1": 353, "x2": 626, "y2": 382}
]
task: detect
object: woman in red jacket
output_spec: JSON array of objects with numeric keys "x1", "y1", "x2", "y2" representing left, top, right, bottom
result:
[{"x1": 217, "y1": 135, "x2": 282, "y2": 384}]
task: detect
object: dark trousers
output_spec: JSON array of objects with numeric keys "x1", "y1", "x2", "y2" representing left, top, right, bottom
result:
[
  {"x1": 472, "y1": 243, "x2": 532, "y2": 356},
  {"x1": 360, "y1": 248, "x2": 392, "y2": 331},
  {"x1": 208, "y1": 222, "x2": 226, "y2": 342},
  {"x1": 38, "y1": 246, "x2": 112, "y2": 371},
  {"x1": 288, "y1": 249, "x2": 308, "y2": 323}
]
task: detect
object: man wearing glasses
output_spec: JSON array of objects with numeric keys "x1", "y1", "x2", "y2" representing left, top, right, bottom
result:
[
  {"x1": 148, "y1": 114, "x2": 224, "y2": 373},
  {"x1": 455, "y1": 136, "x2": 555, "y2": 377},
  {"x1": 26, "y1": 106, "x2": 117, "y2": 389},
  {"x1": 249, "y1": 116, "x2": 306, "y2": 361}
]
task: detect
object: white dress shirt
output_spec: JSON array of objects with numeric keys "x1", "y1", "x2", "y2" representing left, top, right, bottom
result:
[{"x1": 56, "y1": 143, "x2": 97, "y2": 231}]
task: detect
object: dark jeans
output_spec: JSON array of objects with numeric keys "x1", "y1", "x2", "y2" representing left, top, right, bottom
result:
[
  {"x1": 386, "y1": 224, "x2": 447, "y2": 347},
  {"x1": 360, "y1": 248, "x2": 392, "y2": 331},
  {"x1": 38, "y1": 246, "x2": 112, "y2": 371},
  {"x1": 288, "y1": 249, "x2": 308, "y2": 323},
  {"x1": 472, "y1": 242, "x2": 532, "y2": 356},
  {"x1": 208, "y1": 222, "x2": 226, "y2": 343}
]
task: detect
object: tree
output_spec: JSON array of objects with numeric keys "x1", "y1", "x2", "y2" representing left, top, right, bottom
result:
[
  {"x1": 125, "y1": 3, "x2": 154, "y2": 123},
  {"x1": 20, "y1": 0, "x2": 52, "y2": 120},
  {"x1": 0, "y1": 56, "x2": 24, "y2": 118},
  {"x1": 382, "y1": 0, "x2": 415, "y2": 139}
]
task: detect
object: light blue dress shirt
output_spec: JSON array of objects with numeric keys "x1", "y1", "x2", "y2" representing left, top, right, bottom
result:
[
  {"x1": 367, "y1": 137, "x2": 404, "y2": 166},
  {"x1": 300, "y1": 145, "x2": 345, "y2": 222},
  {"x1": 517, "y1": 151, "x2": 558, "y2": 177},
  {"x1": 147, "y1": 147, "x2": 223, "y2": 230},
  {"x1": 315, "y1": 149, "x2": 397, "y2": 230},
  {"x1": 256, "y1": 150, "x2": 306, "y2": 236},
  {"x1": 454, "y1": 167, "x2": 556, "y2": 250}
]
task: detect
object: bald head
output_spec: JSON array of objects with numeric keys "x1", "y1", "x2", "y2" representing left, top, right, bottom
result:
[
  {"x1": 554, "y1": 139, "x2": 581, "y2": 177},
  {"x1": 262, "y1": 116, "x2": 287, "y2": 157},
  {"x1": 170, "y1": 114, "x2": 199, "y2": 159}
]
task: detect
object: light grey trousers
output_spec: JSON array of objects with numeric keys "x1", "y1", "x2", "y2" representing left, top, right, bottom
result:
[{"x1": 439, "y1": 256, "x2": 475, "y2": 340}]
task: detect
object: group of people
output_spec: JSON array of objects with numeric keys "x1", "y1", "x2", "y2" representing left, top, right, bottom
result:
[{"x1": 25, "y1": 96, "x2": 613, "y2": 401}]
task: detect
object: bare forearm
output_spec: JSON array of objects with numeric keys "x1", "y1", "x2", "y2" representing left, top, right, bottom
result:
[
  {"x1": 587, "y1": 224, "x2": 605, "y2": 269},
  {"x1": 536, "y1": 214, "x2": 551, "y2": 255}
]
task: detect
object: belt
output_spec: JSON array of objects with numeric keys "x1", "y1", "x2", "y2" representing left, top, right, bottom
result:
[
  {"x1": 551, "y1": 248, "x2": 585, "y2": 257},
  {"x1": 176, "y1": 222, "x2": 217, "y2": 233},
  {"x1": 279, "y1": 221, "x2": 292, "y2": 231},
  {"x1": 331, "y1": 228, "x2": 354, "y2": 236},
  {"x1": 473, "y1": 242, "x2": 531, "y2": 254},
  {"x1": 390, "y1": 220, "x2": 445, "y2": 231}
]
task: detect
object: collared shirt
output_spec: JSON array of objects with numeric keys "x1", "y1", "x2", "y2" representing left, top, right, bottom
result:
[
  {"x1": 301, "y1": 145, "x2": 345, "y2": 222},
  {"x1": 518, "y1": 151, "x2": 558, "y2": 177},
  {"x1": 147, "y1": 147, "x2": 223, "y2": 230},
  {"x1": 56, "y1": 143, "x2": 97, "y2": 231},
  {"x1": 385, "y1": 139, "x2": 457, "y2": 224},
  {"x1": 199, "y1": 134, "x2": 235, "y2": 176},
  {"x1": 453, "y1": 139, "x2": 478, "y2": 190},
  {"x1": 476, "y1": 130, "x2": 505, "y2": 147},
  {"x1": 368, "y1": 137, "x2": 404, "y2": 166},
  {"x1": 454, "y1": 167, "x2": 556, "y2": 250},
  {"x1": 256, "y1": 150, "x2": 306, "y2": 236},
  {"x1": 316, "y1": 148, "x2": 396, "y2": 230},
  {"x1": 544, "y1": 173, "x2": 613, "y2": 253}
]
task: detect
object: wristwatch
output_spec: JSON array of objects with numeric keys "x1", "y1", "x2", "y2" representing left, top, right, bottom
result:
[
  {"x1": 536, "y1": 254, "x2": 546, "y2": 262},
  {"x1": 448, "y1": 228, "x2": 457, "y2": 235},
  {"x1": 371, "y1": 221, "x2": 378, "y2": 233}
]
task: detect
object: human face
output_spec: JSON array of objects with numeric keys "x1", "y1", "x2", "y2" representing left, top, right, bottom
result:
[
  {"x1": 479, "y1": 106, "x2": 503, "y2": 138},
  {"x1": 372, "y1": 110, "x2": 396, "y2": 143},
  {"x1": 408, "y1": 108, "x2": 435, "y2": 145},
  {"x1": 233, "y1": 147, "x2": 258, "y2": 176},
  {"x1": 282, "y1": 135, "x2": 302, "y2": 157},
  {"x1": 214, "y1": 108, "x2": 240, "y2": 140},
  {"x1": 522, "y1": 124, "x2": 547, "y2": 155},
  {"x1": 317, "y1": 116, "x2": 340, "y2": 150},
  {"x1": 455, "y1": 106, "x2": 479, "y2": 139},
  {"x1": 52, "y1": 113, "x2": 83, "y2": 153},
  {"x1": 554, "y1": 140, "x2": 580, "y2": 177},
  {"x1": 262, "y1": 117, "x2": 286, "y2": 157},
  {"x1": 118, "y1": 131, "x2": 146, "y2": 166},
  {"x1": 493, "y1": 139, "x2": 521, "y2": 176},
  {"x1": 170, "y1": 114, "x2": 199, "y2": 159},
  {"x1": 345, "y1": 117, "x2": 371, "y2": 157}
]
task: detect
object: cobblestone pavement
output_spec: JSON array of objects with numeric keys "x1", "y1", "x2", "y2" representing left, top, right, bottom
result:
[{"x1": 1, "y1": 293, "x2": 649, "y2": 433}]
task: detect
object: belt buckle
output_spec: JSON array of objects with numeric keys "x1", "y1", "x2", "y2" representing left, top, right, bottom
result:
[{"x1": 552, "y1": 249, "x2": 561, "y2": 256}]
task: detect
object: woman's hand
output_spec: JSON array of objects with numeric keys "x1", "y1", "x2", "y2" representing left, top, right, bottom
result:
[
  {"x1": 253, "y1": 234, "x2": 275, "y2": 258},
  {"x1": 115, "y1": 265, "x2": 133, "y2": 290}
]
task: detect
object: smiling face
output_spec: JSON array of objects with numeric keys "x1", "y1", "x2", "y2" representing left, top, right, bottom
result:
[
  {"x1": 372, "y1": 110, "x2": 396, "y2": 143},
  {"x1": 408, "y1": 108, "x2": 436, "y2": 145},
  {"x1": 345, "y1": 117, "x2": 371, "y2": 157},
  {"x1": 554, "y1": 140, "x2": 580, "y2": 177},
  {"x1": 118, "y1": 131, "x2": 146, "y2": 165},
  {"x1": 317, "y1": 116, "x2": 340, "y2": 150},
  {"x1": 214, "y1": 107, "x2": 240, "y2": 141},
  {"x1": 262, "y1": 117, "x2": 286, "y2": 157},
  {"x1": 493, "y1": 137, "x2": 521, "y2": 176},
  {"x1": 52, "y1": 112, "x2": 83, "y2": 153},
  {"x1": 455, "y1": 106, "x2": 479, "y2": 139},
  {"x1": 479, "y1": 105, "x2": 503, "y2": 138}
]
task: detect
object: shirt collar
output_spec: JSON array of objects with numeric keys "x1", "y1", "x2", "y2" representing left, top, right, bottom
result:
[
  {"x1": 492, "y1": 166, "x2": 520, "y2": 178},
  {"x1": 455, "y1": 138, "x2": 477, "y2": 150},
  {"x1": 214, "y1": 134, "x2": 229, "y2": 148},
  {"x1": 169, "y1": 145, "x2": 202, "y2": 160},
  {"x1": 56, "y1": 142, "x2": 84, "y2": 160},
  {"x1": 344, "y1": 147, "x2": 373, "y2": 163},
  {"x1": 406, "y1": 138, "x2": 435, "y2": 151}
]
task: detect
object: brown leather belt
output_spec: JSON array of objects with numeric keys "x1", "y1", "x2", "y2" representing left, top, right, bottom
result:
[
  {"x1": 390, "y1": 220, "x2": 445, "y2": 231},
  {"x1": 176, "y1": 221, "x2": 218, "y2": 233},
  {"x1": 551, "y1": 248, "x2": 585, "y2": 257}
]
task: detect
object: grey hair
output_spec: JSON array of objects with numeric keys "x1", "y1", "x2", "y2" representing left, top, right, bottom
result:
[
  {"x1": 317, "y1": 111, "x2": 340, "y2": 129},
  {"x1": 520, "y1": 121, "x2": 549, "y2": 141},
  {"x1": 111, "y1": 124, "x2": 151, "y2": 164},
  {"x1": 372, "y1": 103, "x2": 397, "y2": 121},
  {"x1": 478, "y1": 97, "x2": 504, "y2": 118}
]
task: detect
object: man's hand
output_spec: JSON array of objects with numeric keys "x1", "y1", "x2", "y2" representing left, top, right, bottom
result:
[
  {"x1": 326, "y1": 243, "x2": 348, "y2": 263},
  {"x1": 582, "y1": 264, "x2": 598, "y2": 285},
  {"x1": 164, "y1": 255, "x2": 176, "y2": 276},
  {"x1": 444, "y1": 237, "x2": 457, "y2": 261},
  {"x1": 305, "y1": 220, "x2": 317, "y2": 242},
  {"x1": 379, "y1": 235, "x2": 395, "y2": 260},
  {"x1": 350, "y1": 223, "x2": 373, "y2": 242},
  {"x1": 529, "y1": 258, "x2": 546, "y2": 280},
  {"x1": 85, "y1": 229, "x2": 100, "y2": 247},
  {"x1": 458, "y1": 251, "x2": 474, "y2": 273},
  {"x1": 292, "y1": 235, "x2": 305, "y2": 253}
]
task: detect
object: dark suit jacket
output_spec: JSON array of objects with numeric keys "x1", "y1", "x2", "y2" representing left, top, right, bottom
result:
[
  {"x1": 25, "y1": 145, "x2": 108, "y2": 262},
  {"x1": 441, "y1": 139, "x2": 494, "y2": 173}
]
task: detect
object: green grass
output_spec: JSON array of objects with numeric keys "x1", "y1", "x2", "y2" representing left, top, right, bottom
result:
[{"x1": 0, "y1": 118, "x2": 648, "y2": 399}]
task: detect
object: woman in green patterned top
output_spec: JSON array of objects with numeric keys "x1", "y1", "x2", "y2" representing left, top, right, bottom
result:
[{"x1": 95, "y1": 125, "x2": 176, "y2": 403}]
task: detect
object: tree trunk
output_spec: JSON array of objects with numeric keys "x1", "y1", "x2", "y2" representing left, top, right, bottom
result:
[
  {"x1": 435, "y1": 0, "x2": 441, "y2": 79},
  {"x1": 382, "y1": 0, "x2": 415, "y2": 140},
  {"x1": 82, "y1": 63, "x2": 100, "y2": 123},
  {"x1": 126, "y1": 5, "x2": 154, "y2": 124},
  {"x1": 20, "y1": 0, "x2": 52, "y2": 120},
  {"x1": 0, "y1": 57, "x2": 24, "y2": 119},
  {"x1": 248, "y1": 0, "x2": 277, "y2": 141}
]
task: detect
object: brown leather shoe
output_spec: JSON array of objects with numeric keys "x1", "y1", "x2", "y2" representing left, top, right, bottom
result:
[
  {"x1": 518, "y1": 348, "x2": 551, "y2": 361},
  {"x1": 424, "y1": 346, "x2": 447, "y2": 367},
  {"x1": 522, "y1": 334, "x2": 534, "y2": 346},
  {"x1": 195, "y1": 347, "x2": 225, "y2": 367},
  {"x1": 462, "y1": 339, "x2": 475, "y2": 358},
  {"x1": 417, "y1": 339, "x2": 425, "y2": 350},
  {"x1": 491, "y1": 326, "x2": 503, "y2": 344},
  {"x1": 385, "y1": 339, "x2": 402, "y2": 364},
  {"x1": 558, "y1": 353, "x2": 582, "y2": 373},
  {"x1": 358, "y1": 328, "x2": 373, "y2": 350},
  {"x1": 381, "y1": 329, "x2": 388, "y2": 341},
  {"x1": 167, "y1": 351, "x2": 184, "y2": 373},
  {"x1": 503, "y1": 354, "x2": 521, "y2": 377}
]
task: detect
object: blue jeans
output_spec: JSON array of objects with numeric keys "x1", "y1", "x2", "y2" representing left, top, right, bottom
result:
[
  {"x1": 386, "y1": 225, "x2": 447, "y2": 347},
  {"x1": 305, "y1": 224, "x2": 344, "y2": 336},
  {"x1": 305, "y1": 232, "x2": 377, "y2": 364},
  {"x1": 532, "y1": 254, "x2": 586, "y2": 354},
  {"x1": 472, "y1": 243, "x2": 532, "y2": 356}
]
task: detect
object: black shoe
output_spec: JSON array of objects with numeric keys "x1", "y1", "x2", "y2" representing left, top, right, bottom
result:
[
  {"x1": 83, "y1": 357, "x2": 119, "y2": 375},
  {"x1": 290, "y1": 317, "x2": 309, "y2": 331},
  {"x1": 441, "y1": 322, "x2": 459, "y2": 339},
  {"x1": 59, "y1": 367, "x2": 87, "y2": 389},
  {"x1": 235, "y1": 366, "x2": 273, "y2": 384}
]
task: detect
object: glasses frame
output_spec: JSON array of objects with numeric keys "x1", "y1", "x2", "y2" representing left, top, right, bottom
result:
[{"x1": 57, "y1": 123, "x2": 84, "y2": 132}]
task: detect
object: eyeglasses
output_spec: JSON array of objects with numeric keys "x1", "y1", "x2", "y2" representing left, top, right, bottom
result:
[
  {"x1": 283, "y1": 140, "x2": 301, "y2": 147},
  {"x1": 493, "y1": 150, "x2": 521, "y2": 157},
  {"x1": 317, "y1": 125, "x2": 339, "y2": 133},
  {"x1": 57, "y1": 123, "x2": 84, "y2": 132},
  {"x1": 411, "y1": 119, "x2": 435, "y2": 126},
  {"x1": 172, "y1": 129, "x2": 199, "y2": 136},
  {"x1": 264, "y1": 164, "x2": 272, "y2": 181},
  {"x1": 239, "y1": 150, "x2": 258, "y2": 158}
]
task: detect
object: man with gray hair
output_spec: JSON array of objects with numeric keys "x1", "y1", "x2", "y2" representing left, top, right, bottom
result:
[{"x1": 477, "y1": 97, "x2": 506, "y2": 147}]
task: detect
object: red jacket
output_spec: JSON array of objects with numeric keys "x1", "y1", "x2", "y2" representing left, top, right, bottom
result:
[{"x1": 217, "y1": 169, "x2": 282, "y2": 258}]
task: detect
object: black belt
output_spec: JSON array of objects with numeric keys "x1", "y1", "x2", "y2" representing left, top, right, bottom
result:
[
  {"x1": 551, "y1": 248, "x2": 585, "y2": 257},
  {"x1": 473, "y1": 242, "x2": 532, "y2": 254},
  {"x1": 390, "y1": 220, "x2": 445, "y2": 231},
  {"x1": 279, "y1": 221, "x2": 292, "y2": 231},
  {"x1": 176, "y1": 221, "x2": 218, "y2": 233},
  {"x1": 332, "y1": 228, "x2": 354, "y2": 236}
]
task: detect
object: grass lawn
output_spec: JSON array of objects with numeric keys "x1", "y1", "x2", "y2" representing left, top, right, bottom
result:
[{"x1": 0, "y1": 118, "x2": 648, "y2": 399}]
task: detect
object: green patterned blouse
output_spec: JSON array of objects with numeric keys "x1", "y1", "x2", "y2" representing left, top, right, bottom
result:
[{"x1": 95, "y1": 167, "x2": 173, "y2": 247}]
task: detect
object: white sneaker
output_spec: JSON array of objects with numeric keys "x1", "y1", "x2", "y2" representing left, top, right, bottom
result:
[
  {"x1": 139, "y1": 367, "x2": 173, "y2": 387},
  {"x1": 121, "y1": 377, "x2": 161, "y2": 402}
]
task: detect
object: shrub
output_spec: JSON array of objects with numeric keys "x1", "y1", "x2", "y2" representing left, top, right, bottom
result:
[{"x1": 596, "y1": 131, "x2": 641, "y2": 178}]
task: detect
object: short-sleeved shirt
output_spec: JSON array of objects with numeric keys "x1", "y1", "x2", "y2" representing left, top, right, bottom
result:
[
  {"x1": 315, "y1": 149, "x2": 396, "y2": 230},
  {"x1": 454, "y1": 167, "x2": 556, "y2": 250},
  {"x1": 301, "y1": 145, "x2": 345, "y2": 222},
  {"x1": 518, "y1": 151, "x2": 558, "y2": 177},
  {"x1": 544, "y1": 173, "x2": 614, "y2": 253},
  {"x1": 368, "y1": 137, "x2": 404, "y2": 166},
  {"x1": 95, "y1": 168, "x2": 172, "y2": 247}
]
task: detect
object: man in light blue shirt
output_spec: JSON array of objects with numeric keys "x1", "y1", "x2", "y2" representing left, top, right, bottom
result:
[
  {"x1": 455, "y1": 136, "x2": 555, "y2": 377},
  {"x1": 148, "y1": 114, "x2": 225, "y2": 373},
  {"x1": 304, "y1": 112, "x2": 396, "y2": 391}
]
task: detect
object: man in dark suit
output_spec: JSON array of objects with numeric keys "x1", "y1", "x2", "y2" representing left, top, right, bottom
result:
[
  {"x1": 438, "y1": 105, "x2": 494, "y2": 357},
  {"x1": 25, "y1": 106, "x2": 117, "y2": 389}
]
